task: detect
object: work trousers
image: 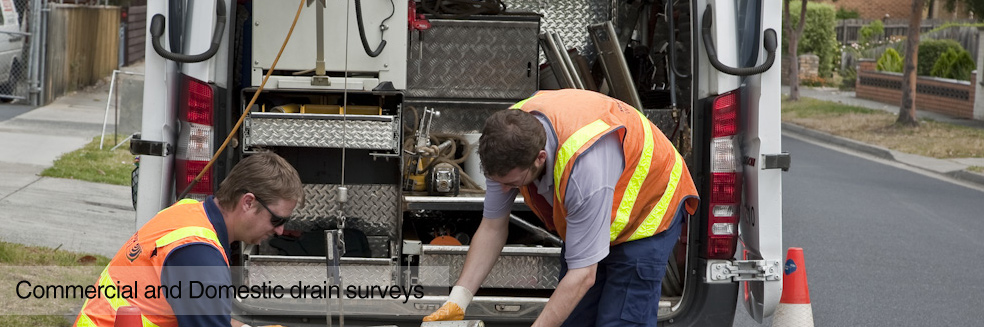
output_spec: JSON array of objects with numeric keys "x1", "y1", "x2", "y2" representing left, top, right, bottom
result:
[{"x1": 559, "y1": 209, "x2": 685, "y2": 327}]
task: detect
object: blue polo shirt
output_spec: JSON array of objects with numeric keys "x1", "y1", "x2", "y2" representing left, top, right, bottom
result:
[{"x1": 160, "y1": 196, "x2": 232, "y2": 327}]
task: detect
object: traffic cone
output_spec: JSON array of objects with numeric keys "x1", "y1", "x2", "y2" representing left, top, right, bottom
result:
[
  {"x1": 771, "y1": 247, "x2": 814, "y2": 327},
  {"x1": 114, "y1": 306, "x2": 142, "y2": 327}
]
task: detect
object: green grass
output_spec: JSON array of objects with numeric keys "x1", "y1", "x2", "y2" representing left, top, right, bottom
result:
[
  {"x1": 782, "y1": 97, "x2": 984, "y2": 159},
  {"x1": 0, "y1": 242, "x2": 109, "y2": 327},
  {"x1": 969, "y1": 166, "x2": 984, "y2": 174},
  {"x1": 40, "y1": 135, "x2": 134, "y2": 186}
]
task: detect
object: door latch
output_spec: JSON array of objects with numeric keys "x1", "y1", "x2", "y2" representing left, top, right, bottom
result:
[
  {"x1": 130, "y1": 134, "x2": 172, "y2": 157},
  {"x1": 706, "y1": 260, "x2": 781, "y2": 283},
  {"x1": 762, "y1": 153, "x2": 791, "y2": 171}
]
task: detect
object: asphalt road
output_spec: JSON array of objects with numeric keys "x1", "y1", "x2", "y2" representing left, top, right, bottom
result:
[{"x1": 732, "y1": 134, "x2": 984, "y2": 326}]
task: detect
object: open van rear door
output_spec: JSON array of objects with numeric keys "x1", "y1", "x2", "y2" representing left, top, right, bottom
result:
[{"x1": 735, "y1": 0, "x2": 784, "y2": 322}]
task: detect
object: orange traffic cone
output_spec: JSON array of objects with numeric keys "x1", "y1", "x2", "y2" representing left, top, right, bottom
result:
[
  {"x1": 771, "y1": 247, "x2": 814, "y2": 327},
  {"x1": 114, "y1": 306, "x2": 142, "y2": 327}
]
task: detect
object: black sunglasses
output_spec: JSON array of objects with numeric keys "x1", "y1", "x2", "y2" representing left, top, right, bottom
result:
[{"x1": 255, "y1": 198, "x2": 290, "y2": 227}]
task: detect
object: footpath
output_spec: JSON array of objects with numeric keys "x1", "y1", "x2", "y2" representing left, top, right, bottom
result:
[
  {"x1": 783, "y1": 86, "x2": 984, "y2": 187},
  {"x1": 1, "y1": 81, "x2": 982, "y2": 257},
  {"x1": 0, "y1": 65, "x2": 142, "y2": 258}
]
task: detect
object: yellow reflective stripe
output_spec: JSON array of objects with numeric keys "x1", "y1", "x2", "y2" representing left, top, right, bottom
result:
[
  {"x1": 98, "y1": 271, "x2": 130, "y2": 310},
  {"x1": 509, "y1": 96, "x2": 535, "y2": 109},
  {"x1": 628, "y1": 152, "x2": 684, "y2": 241},
  {"x1": 554, "y1": 120, "x2": 612, "y2": 199},
  {"x1": 76, "y1": 307, "x2": 96, "y2": 326},
  {"x1": 94, "y1": 269, "x2": 163, "y2": 327},
  {"x1": 157, "y1": 198, "x2": 200, "y2": 214},
  {"x1": 611, "y1": 112, "x2": 656, "y2": 242},
  {"x1": 155, "y1": 226, "x2": 220, "y2": 248},
  {"x1": 141, "y1": 316, "x2": 161, "y2": 327}
]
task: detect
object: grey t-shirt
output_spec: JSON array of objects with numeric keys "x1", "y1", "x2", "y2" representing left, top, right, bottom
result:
[{"x1": 483, "y1": 114, "x2": 624, "y2": 269}]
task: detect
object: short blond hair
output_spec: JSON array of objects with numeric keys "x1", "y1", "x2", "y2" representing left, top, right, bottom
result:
[{"x1": 215, "y1": 152, "x2": 304, "y2": 210}]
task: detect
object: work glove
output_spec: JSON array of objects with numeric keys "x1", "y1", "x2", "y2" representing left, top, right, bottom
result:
[{"x1": 422, "y1": 286, "x2": 473, "y2": 322}]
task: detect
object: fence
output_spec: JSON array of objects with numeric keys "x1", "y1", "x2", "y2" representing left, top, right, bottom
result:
[
  {"x1": 121, "y1": 4, "x2": 144, "y2": 66},
  {"x1": 835, "y1": 18, "x2": 977, "y2": 46},
  {"x1": 0, "y1": 0, "x2": 37, "y2": 103},
  {"x1": 44, "y1": 4, "x2": 119, "y2": 104},
  {"x1": 855, "y1": 59, "x2": 976, "y2": 119},
  {"x1": 841, "y1": 25, "x2": 980, "y2": 74}
]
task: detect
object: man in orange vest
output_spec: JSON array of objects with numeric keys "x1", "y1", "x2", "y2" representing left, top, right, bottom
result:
[
  {"x1": 424, "y1": 89, "x2": 699, "y2": 326},
  {"x1": 73, "y1": 152, "x2": 305, "y2": 327}
]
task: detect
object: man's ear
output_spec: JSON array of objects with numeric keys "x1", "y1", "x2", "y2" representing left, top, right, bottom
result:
[
  {"x1": 536, "y1": 150, "x2": 547, "y2": 166},
  {"x1": 239, "y1": 193, "x2": 256, "y2": 212}
]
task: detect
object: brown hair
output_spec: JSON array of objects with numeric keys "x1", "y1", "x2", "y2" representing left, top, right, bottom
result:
[
  {"x1": 478, "y1": 109, "x2": 546, "y2": 177},
  {"x1": 214, "y1": 152, "x2": 305, "y2": 211}
]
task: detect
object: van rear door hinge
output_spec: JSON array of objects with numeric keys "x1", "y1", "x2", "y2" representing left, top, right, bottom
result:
[
  {"x1": 130, "y1": 135, "x2": 173, "y2": 157},
  {"x1": 762, "y1": 153, "x2": 791, "y2": 171},
  {"x1": 706, "y1": 260, "x2": 781, "y2": 283}
]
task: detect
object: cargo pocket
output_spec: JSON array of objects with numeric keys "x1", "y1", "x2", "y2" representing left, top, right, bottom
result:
[{"x1": 619, "y1": 261, "x2": 664, "y2": 324}]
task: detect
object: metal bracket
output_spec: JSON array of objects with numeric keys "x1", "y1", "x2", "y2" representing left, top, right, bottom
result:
[
  {"x1": 762, "y1": 152, "x2": 791, "y2": 171},
  {"x1": 706, "y1": 260, "x2": 781, "y2": 283},
  {"x1": 129, "y1": 136, "x2": 172, "y2": 157}
]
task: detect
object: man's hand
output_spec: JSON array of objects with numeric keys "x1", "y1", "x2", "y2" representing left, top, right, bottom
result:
[
  {"x1": 422, "y1": 302, "x2": 465, "y2": 321},
  {"x1": 422, "y1": 286, "x2": 473, "y2": 322}
]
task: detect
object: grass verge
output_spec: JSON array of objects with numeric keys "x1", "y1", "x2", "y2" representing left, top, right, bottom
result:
[
  {"x1": 0, "y1": 241, "x2": 109, "y2": 327},
  {"x1": 969, "y1": 166, "x2": 984, "y2": 174},
  {"x1": 40, "y1": 135, "x2": 133, "y2": 186},
  {"x1": 782, "y1": 97, "x2": 984, "y2": 159}
]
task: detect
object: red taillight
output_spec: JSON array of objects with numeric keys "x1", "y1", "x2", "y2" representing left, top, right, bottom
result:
[
  {"x1": 176, "y1": 159, "x2": 214, "y2": 195},
  {"x1": 176, "y1": 75, "x2": 215, "y2": 197},
  {"x1": 706, "y1": 90, "x2": 742, "y2": 259},
  {"x1": 184, "y1": 77, "x2": 214, "y2": 125}
]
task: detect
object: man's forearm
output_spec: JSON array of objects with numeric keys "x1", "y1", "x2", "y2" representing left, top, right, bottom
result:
[
  {"x1": 532, "y1": 264, "x2": 597, "y2": 327},
  {"x1": 456, "y1": 216, "x2": 510, "y2": 292}
]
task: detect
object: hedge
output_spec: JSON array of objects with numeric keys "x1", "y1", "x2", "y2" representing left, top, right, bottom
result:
[
  {"x1": 783, "y1": 1, "x2": 838, "y2": 77},
  {"x1": 917, "y1": 39, "x2": 965, "y2": 77}
]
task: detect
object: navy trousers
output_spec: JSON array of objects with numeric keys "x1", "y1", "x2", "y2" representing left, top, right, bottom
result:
[{"x1": 559, "y1": 210, "x2": 685, "y2": 327}]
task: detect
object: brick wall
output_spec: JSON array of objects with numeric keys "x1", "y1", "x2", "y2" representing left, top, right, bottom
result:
[{"x1": 855, "y1": 59, "x2": 976, "y2": 119}]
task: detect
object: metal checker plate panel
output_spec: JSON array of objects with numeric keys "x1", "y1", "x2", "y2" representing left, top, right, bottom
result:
[
  {"x1": 404, "y1": 101, "x2": 513, "y2": 134},
  {"x1": 507, "y1": 0, "x2": 611, "y2": 62},
  {"x1": 288, "y1": 185, "x2": 400, "y2": 241},
  {"x1": 245, "y1": 117, "x2": 398, "y2": 150},
  {"x1": 246, "y1": 259, "x2": 394, "y2": 287},
  {"x1": 419, "y1": 249, "x2": 560, "y2": 289},
  {"x1": 407, "y1": 19, "x2": 539, "y2": 99}
]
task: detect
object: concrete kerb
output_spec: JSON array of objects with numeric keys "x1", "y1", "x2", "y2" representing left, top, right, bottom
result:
[{"x1": 782, "y1": 122, "x2": 984, "y2": 188}]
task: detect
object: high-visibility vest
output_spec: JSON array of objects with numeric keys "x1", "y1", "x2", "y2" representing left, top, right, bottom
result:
[
  {"x1": 513, "y1": 90, "x2": 699, "y2": 245},
  {"x1": 74, "y1": 199, "x2": 229, "y2": 327}
]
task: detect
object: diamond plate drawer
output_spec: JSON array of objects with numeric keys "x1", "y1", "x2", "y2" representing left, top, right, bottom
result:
[
  {"x1": 245, "y1": 255, "x2": 395, "y2": 287},
  {"x1": 407, "y1": 17, "x2": 539, "y2": 99},
  {"x1": 244, "y1": 113, "x2": 399, "y2": 151},
  {"x1": 290, "y1": 184, "x2": 400, "y2": 239},
  {"x1": 507, "y1": 0, "x2": 611, "y2": 63},
  {"x1": 419, "y1": 245, "x2": 561, "y2": 289},
  {"x1": 404, "y1": 100, "x2": 514, "y2": 134}
]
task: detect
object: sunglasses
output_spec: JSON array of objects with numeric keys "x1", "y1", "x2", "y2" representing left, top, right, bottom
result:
[{"x1": 255, "y1": 197, "x2": 290, "y2": 227}]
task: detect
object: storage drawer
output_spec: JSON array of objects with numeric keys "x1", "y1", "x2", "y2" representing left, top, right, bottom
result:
[{"x1": 418, "y1": 245, "x2": 561, "y2": 289}]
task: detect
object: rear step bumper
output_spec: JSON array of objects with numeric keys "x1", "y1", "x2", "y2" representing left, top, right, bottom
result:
[{"x1": 234, "y1": 295, "x2": 547, "y2": 321}]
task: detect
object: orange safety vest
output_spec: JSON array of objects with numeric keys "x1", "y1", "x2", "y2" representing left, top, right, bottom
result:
[
  {"x1": 74, "y1": 199, "x2": 229, "y2": 327},
  {"x1": 513, "y1": 90, "x2": 699, "y2": 245}
]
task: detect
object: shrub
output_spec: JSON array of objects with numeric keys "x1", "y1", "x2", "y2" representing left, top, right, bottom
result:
[
  {"x1": 877, "y1": 48, "x2": 904, "y2": 73},
  {"x1": 836, "y1": 7, "x2": 861, "y2": 19},
  {"x1": 859, "y1": 20, "x2": 884, "y2": 46},
  {"x1": 930, "y1": 48, "x2": 976, "y2": 80},
  {"x1": 917, "y1": 39, "x2": 964, "y2": 76},
  {"x1": 840, "y1": 67, "x2": 857, "y2": 90},
  {"x1": 783, "y1": 1, "x2": 838, "y2": 77}
]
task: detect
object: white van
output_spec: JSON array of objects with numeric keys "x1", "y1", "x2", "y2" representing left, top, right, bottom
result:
[
  {"x1": 135, "y1": 0, "x2": 785, "y2": 325},
  {"x1": 0, "y1": 0, "x2": 23, "y2": 97}
]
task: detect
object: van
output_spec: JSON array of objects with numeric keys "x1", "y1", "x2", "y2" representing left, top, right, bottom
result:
[
  {"x1": 134, "y1": 0, "x2": 785, "y2": 325},
  {"x1": 0, "y1": 0, "x2": 24, "y2": 99}
]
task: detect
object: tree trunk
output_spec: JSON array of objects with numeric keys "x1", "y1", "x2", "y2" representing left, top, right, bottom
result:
[
  {"x1": 784, "y1": 0, "x2": 808, "y2": 101},
  {"x1": 898, "y1": 0, "x2": 924, "y2": 127}
]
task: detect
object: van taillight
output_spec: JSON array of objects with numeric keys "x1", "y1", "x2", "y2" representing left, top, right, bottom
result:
[
  {"x1": 176, "y1": 75, "x2": 215, "y2": 198},
  {"x1": 707, "y1": 90, "x2": 742, "y2": 259}
]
